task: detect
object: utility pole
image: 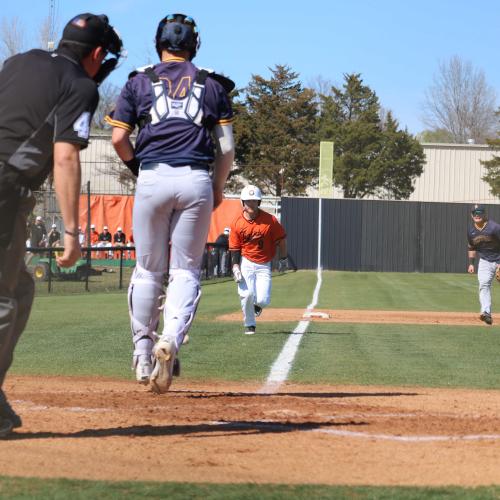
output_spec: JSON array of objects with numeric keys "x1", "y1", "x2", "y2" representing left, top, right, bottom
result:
[{"x1": 47, "y1": 0, "x2": 56, "y2": 51}]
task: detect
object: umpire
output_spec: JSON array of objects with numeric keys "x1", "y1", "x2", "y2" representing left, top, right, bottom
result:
[{"x1": 0, "y1": 13, "x2": 123, "y2": 437}]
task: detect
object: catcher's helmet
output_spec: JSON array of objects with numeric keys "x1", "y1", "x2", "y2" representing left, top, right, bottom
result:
[
  {"x1": 240, "y1": 185, "x2": 262, "y2": 206},
  {"x1": 155, "y1": 13, "x2": 200, "y2": 60}
]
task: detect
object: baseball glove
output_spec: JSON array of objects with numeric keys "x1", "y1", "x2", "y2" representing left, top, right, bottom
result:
[
  {"x1": 496, "y1": 266, "x2": 500, "y2": 282},
  {"x1": 278, "y1": 257, "x2": 289, "y2": 273}
]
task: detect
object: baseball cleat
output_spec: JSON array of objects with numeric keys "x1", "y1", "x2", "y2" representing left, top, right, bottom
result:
[
  {"x1": 254, "y1": 305, "x2": 262, "y2": 317},
  {"x1": 150, "y1": 338, "x2": 176, "y2": 394},
  {"x1": 244, "y1": 325, "x2": 256, "y2": 335},
  {"x1": 0, "y1": 390, "x2": 22, "y2": 428},
  {"x1": 135, "y1": 357, "x2": 153, "y2": 385},
  {"x1": 0, "y1": 417, "x2": 13, "y2": 438},
  {"x1": 480, "y1": 313, "x2": 493, "y2": 325}
]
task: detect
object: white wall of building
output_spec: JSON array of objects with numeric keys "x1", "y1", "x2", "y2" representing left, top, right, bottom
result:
[{"x1": 84, "y1": 136, "x2": 500, "y2": 204}]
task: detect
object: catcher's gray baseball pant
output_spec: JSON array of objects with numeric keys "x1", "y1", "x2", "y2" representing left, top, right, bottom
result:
[
  {"x1": 0, "y1": 191, "x2": 35, "y2": 388},
  {"x1": 128, "y1": 164, "x2": 212, "y2": 359},
  {"x1": 477, "y1": 258, "x2": 498, "y2": 315}
]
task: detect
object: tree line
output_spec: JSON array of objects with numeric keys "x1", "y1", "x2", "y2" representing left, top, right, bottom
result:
[{"x1": 2, "y1": 15, "x2": 499, "y2": 199}]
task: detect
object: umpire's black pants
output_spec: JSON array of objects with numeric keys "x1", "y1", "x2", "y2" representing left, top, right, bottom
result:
[{"x1": 0, "y1": 190, "x2": 35, "y2": 388}]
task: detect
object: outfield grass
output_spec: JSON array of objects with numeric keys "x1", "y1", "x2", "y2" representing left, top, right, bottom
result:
[{"x1": 10, "y1": 270, "x2": 500, "y2": 389}]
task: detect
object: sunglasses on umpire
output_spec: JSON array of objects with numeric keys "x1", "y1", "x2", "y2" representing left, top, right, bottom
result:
[{"x1": 471, "y1": 210, "x2": 485, "y2": 216}]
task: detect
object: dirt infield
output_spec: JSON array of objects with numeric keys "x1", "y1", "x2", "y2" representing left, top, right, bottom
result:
[
  {"x1": 219, "y1": 308, "x2": 492, "y2": 326},
  {"x1": 1, "y1": 375, "x2": 500, "y2": 486}
]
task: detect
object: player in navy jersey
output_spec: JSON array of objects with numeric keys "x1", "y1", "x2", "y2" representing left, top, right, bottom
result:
[
  {"x1": 467, "y1": 204, "x2": 500, "y2": 325},
  {"x1": 107, "y1": 13, "x2": 235, "y2": 393}
]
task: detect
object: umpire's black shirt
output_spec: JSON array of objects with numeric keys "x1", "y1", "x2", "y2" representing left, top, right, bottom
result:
[{"x1": 0, "y1": 48, "x2": 98, "y2": 188}]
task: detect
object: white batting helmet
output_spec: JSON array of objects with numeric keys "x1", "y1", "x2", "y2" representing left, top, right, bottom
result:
[{"x1": 240, "y1": 185, "x2": 262, "y2": 203}]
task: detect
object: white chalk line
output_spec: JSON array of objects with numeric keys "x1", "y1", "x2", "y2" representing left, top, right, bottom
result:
[
  {"x1": 209, "y1": 420, "x2": 500, "y2": 442},
  {"x1": 258, "y1": 267, "x2": 323, "y2": 394},
  {"x1": 314, "y1": 428, "x2": 500, "y2": 442}
]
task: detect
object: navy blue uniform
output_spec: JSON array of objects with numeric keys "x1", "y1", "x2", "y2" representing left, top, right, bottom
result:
[
  {"x1": 467, "y1": 219, "x2": 500, "y2": 263},
  {"x1": 107, "y1": 57, "x2": 233, "y2": 166},
  {"x1": 107, "y1": 51, "x2": 235, "y2": 393}
]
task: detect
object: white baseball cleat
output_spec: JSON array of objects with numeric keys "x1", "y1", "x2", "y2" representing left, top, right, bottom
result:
[
  {"x1": 135, "y1": 357, "x2": 153, "y2": 385},
  {"x1": 150, "y1": 338, "x2": 177, "y2": 394}
]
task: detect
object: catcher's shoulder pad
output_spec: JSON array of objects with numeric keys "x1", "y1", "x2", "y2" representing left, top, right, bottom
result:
[
  {"x1": 128, "y1": 64, "x2": 156, "y2": 80},
  {"x1": 197, "y1": 66, "x2": 235, "y2": 93}
]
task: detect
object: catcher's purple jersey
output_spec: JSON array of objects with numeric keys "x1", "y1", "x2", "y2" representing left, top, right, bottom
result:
[
  {"x1": 467, "y1": 219, "x2": 500, "y2": 262},
  {"x1": 110, "y1": 58, "x2": 233, "y2": 166}
]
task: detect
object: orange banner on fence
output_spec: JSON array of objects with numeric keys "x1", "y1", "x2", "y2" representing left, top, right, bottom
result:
[
  {"x1": 79, "y1": 195, "x2": 135, "y2": 242},
  {"x1": 79, "y1": 195, "x2": 242, "y2": 244}
]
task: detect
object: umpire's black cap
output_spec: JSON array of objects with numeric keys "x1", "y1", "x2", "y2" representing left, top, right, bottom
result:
[{"x1": 61, "y1": 13, "x2": 122, "y2": 56}]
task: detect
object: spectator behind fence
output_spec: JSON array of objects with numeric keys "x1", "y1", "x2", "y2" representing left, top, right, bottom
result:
[
  {"x1": 214, "y1": 227, "x2": 230, "y2": 275},
  {"x1": 48, "y1": 224, "x2": 61, "y2": 247},
  {"x1": 90, "y1": 224, "x2": 99, "y2": 246},
  {"x1": 30, "y1": 216, "x2": 47, "y2": 248},
  {"x1": 78, "y1": 226, "x2": 85, "y2": 247},
  {"x1": 113, "y1": 227, "x2": 126, "y2": 245},
  {"x1": 113, "y1": 226, "x2": 126, "y2": 259},
  {"x1": 98, "y1": 225, "x2": 112, "y2": 258}
]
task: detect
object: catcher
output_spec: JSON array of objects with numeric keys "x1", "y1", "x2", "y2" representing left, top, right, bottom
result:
[
  {"x1": 229, "y1": 185, "x2": 287, "y2": 334},
  {"x1": 467, "y1": 204, "x2": 500, "y2": 325}
]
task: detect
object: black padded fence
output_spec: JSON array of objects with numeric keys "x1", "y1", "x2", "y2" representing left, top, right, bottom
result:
[{"x1": 281, "y1": 198, "x2": 500, "y2": 273}]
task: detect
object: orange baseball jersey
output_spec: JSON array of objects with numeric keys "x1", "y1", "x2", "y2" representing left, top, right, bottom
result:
[
  {"x1": 90, "y1": 230, "x2": 99, "y2": 245},
  {"x1": 229, "y1": 210, "x2": 286, "y2": 264}
]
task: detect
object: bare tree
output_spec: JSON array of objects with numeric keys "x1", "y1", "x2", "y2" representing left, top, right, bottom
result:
[
  {"x1": 0, "y1": 17, "x2": 25, "y2": 63},
  {"x1": 92, "y1": 82, "x2": 121, "y2": 131},
  {"x1": 307, "y1": 75, "x2": 335, "y2": 96},
  {"x1": 421, "y1": 56, "x2": 497, "y2": 144},
  {"x1": 98, "y1": 153, "x2": 137, "y2": 193},
  {"x1": 37, "y1": 15, "x2": 59, "y2": 51}
]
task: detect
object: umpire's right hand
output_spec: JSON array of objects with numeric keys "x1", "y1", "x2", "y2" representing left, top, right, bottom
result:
[{"x1": 57, "y1": 233, "x2": 81, "y2": 267}]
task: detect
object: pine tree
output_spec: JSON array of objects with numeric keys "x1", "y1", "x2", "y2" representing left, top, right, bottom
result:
[
  {"x1": 317, "y1": 74, "x2": 424, "y2": 199},
  {"x1": 232, "y1": 65, "x2": 318, "y2": 196}
]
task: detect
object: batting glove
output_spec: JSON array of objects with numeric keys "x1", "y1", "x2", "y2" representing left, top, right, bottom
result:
[{"x1": 232, "y1": 265, "x2": 242, "y2": 283}]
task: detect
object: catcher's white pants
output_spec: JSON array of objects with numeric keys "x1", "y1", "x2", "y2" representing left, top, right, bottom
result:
[
  {"x1": 238, "y1": 257, "x2": 271, "y2": 327},
  {"x1": 129, "y1": 164, "x2": 212, "y2": 356},
  {"x1": 477, "y1": 258, "x2": 498, "y2": 314}
]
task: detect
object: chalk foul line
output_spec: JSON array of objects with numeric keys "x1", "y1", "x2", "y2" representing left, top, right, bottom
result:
[{"x1": 259, "y1": 268, "x2": 323, "y2": 394}]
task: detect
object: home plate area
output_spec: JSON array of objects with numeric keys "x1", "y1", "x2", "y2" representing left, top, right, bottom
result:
[{"x1": 1, "y1": 376, "x2": 500, "y2": 486}]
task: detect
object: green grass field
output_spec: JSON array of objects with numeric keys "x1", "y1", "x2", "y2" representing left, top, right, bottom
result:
[{"x1": 4, "y1": 270, "x2": 500, "y2": 498}]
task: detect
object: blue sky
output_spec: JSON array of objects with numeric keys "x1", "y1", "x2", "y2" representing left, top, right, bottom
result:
[{"x1": 2, "y1": 0, "x2": 500, "y2": 134}]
